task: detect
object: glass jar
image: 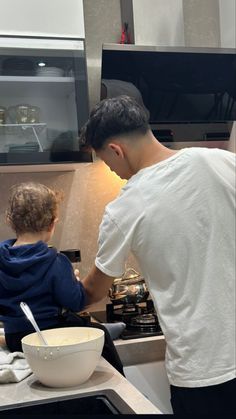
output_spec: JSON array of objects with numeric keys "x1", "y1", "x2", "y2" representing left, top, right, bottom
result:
[
  {"x1": 15, "y1": 105, "x2": 30, "y2": 124},
  {"x1": 0, "y1": 106, "x2": 6, "y2": 124},
  {"x1": 28, "y1": 106, "x2": 40, "y2": 123}
]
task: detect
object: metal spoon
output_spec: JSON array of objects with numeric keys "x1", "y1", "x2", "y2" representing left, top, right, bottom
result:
[{"x1": 20, "y1": 302, "x2": 48, "y2": 346}]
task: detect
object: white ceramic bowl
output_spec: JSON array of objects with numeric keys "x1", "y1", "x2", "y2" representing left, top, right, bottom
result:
[{"x1": 21, "y1": 327, "x2": 104, "y2": 388}]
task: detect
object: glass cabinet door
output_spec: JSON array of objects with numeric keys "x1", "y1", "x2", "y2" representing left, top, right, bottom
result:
[{"x1": 0, "y1": 37, "x2": 92, "y2": 165}]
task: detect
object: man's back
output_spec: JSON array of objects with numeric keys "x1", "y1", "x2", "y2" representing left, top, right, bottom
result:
[{"x1": 99, "y1": 147, "x2": 235, "y2": 386}]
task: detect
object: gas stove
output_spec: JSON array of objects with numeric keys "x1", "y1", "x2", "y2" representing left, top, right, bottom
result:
[{"x1": 91, "y1": 300, "x2": 163, "y2": 340}]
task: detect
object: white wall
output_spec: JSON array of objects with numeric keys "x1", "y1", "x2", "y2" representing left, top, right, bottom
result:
[
  {"x1": 0, "y1": 0, "x2": 85, "y2": 38},
  {"x1": 132, "y1": 0, "x2": 185, "y2": 46},
  {"x1": 219, "y1": 0, "x2": 236, "y2": 47}
]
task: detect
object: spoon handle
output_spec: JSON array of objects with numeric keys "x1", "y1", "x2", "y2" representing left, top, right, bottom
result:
[{"x1": 20, "y1": 302, "x2": 48, "y2": 345}]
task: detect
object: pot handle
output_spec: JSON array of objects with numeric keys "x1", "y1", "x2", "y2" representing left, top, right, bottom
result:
[{"x1": 122, "y1": 267, "x2": 140, "y2": 279}]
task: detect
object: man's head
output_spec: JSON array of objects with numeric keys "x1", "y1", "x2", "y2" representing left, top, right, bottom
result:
[
  {"x1": 6, "y1": 182, "x2": 63, "y2": 241},
  {"x1": 80, "y1": 95, "x2": 151, "y2": 179}
]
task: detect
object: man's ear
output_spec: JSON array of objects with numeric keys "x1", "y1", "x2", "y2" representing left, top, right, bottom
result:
[{"x1": 108, "y1": 142, "x2": 125, "y2": 158}]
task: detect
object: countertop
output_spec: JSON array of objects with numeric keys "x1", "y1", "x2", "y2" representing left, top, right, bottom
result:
[
  {"x1": 0, "y1": 356, "x2": 162, "y2": 414},
  {"x1": 115, "y1": 335, "x2": 166, "y2": 366}
]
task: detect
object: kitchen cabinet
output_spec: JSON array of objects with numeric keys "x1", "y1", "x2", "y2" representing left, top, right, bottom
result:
[
  {"x1": 0, "y1": 0, "x2": 85, "y2": 39},
  {"x1": 115, "y1": 335, "x2": 173, "y2": 413},
  {"x1": 124, "y1": 361, "x2": 173, "y2": 414},
  {"x1": 0, "y1": 37, "x2": 92, "y2": 170}
]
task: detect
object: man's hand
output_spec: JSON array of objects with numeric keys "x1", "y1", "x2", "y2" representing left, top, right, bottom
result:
[{"x1": 81, "y1": 265, "x2": 115, "y2": 305}]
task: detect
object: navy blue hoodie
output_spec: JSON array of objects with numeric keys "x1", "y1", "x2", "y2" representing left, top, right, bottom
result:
[{"x1": 0, "y1": 239, "x2": 86, "y2": 333}]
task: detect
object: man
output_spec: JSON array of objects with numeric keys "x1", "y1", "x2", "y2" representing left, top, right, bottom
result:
[{"x1": 80, "y1": 95, "x2": 235, "y2": 415}]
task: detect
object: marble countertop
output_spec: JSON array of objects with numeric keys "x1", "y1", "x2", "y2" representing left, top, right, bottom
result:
[
  {"x1": 0, "y1": 357, "x2": 162, "y2": 414},
  {"x1": 115, "y1": 335, "x2": 166, "y2": 366}
]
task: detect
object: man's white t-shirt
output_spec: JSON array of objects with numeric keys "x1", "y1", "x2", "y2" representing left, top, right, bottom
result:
[{"x1": 95, "y1": 147, "x2": 236, "y2": 387}]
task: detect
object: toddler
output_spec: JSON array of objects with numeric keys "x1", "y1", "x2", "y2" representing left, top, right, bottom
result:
[{"x1": 0, "y1": 182, "x2": 123, "y2": 374}]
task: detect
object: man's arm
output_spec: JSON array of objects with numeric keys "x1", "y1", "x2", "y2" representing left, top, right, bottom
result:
[{"x1": 81, "y1": 264, "x2": 115, "y2": 305}]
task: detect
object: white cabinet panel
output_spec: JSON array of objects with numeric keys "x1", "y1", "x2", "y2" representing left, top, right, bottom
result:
[
  {"x1": 0, "y1": 0, "x2": 85, "y2": 38},
  {"x1": 124, "y1": 361, "x2": 173, "y2": 414}
]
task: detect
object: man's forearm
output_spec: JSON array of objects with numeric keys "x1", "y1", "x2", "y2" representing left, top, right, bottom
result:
[{"x1": 81, "y1": 264, "x2": 115, "y2": 305}]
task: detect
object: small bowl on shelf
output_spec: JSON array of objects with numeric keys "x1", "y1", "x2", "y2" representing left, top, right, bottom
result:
[{"x1": 36, "y1": 67, "x2": 64, "y2": 77}]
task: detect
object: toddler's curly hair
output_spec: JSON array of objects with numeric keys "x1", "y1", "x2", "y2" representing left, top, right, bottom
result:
[{"x1": 6, "y1": 182, "x2": 64, "y2": 236}]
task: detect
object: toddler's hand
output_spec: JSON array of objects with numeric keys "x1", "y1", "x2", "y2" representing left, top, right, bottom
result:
[{"x1": 74, "y1": 269, "x2": 80, "y2": 282}]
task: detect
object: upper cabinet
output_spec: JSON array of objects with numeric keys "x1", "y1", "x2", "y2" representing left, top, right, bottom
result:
[
  {"x1": 0, "y1": 0, "x2": 85, "y2": 39},
  {"x1": 0, "y1": 1, "x2": 92, "y2": 170},
  {"x1": 0, "y1": 37, "x2": 91, "y2": 168}
]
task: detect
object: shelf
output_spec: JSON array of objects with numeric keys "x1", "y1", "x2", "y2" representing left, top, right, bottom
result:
[
  {"x1": 0, "y1": 123, "x2": 46, "y2": 128},
  {"x1": 0, "y1": 151, "x2": 93, "y2": 172},
  {"x1": 0, "y1": 163, "x2": 80, "y2": 173},
  {"x1": 0, "y1": 76, "x2": 75, "y2": 97},
  {"x1": 0, "y1": 76, "x2": 74, "y2": 83},
  {"x1": 0, "y1": 123, "x2": 47, "y2": 153}
]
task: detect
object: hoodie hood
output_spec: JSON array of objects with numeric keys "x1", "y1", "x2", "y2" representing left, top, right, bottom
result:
[{"x1": 0, "y1": 239, "x2": 57, "y2": 291}]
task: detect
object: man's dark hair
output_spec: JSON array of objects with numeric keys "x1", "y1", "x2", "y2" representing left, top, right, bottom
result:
[{"x1": 79, "y1": 95, "x2": 150, "y2": 150}]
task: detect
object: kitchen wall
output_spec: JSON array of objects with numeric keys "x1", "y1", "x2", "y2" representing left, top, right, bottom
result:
[
  {"x1": 83, "y1": 0, "x2": 122, "y2": 108},
  {"x1": 0, "y1": 161, "x2": 125, "y2": 274},
  {"x1": 0, "y1": 160, "x2": 129, "y2": 310}
]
